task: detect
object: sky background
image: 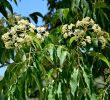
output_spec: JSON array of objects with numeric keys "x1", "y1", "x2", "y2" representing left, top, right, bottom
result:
[{"x1": 0, "y1": 0, "x2": 48, "y2": 76}]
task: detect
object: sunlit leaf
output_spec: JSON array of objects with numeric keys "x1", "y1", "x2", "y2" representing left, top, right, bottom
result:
[
  {"x1": 69, "y1": 36, "x2": 75, "y2": 45},
  {"x1": 57, "y1": 82, "x2": 62, "y2": 99},
  {"x1": 48, "y1": 84, "x2": 53, "y2": 100},
  {"x1": 90, "y1": 52, "x2": 110, "y2": 67},
  {"x1": 80, "y1": 65, "x2": 91, "y2": 96},
  {"x1": 60, "y1": 51, "x2": 68, "y2": 66},
  {"x1": 63, "y1": 8, "x2": 69, "y2": 20},
  {"x1": 70, "y1": 68, "x2": 78, "y2": 96},
  {"x1": 47, "y1": 44, "x2": 54, "y2": 61},
  {"x1": 57, "y1": 46, "x2": 62, "y2": 59}
]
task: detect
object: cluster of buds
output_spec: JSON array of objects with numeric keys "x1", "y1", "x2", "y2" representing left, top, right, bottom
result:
[
  {"x1": 36, "y1": 27, "x2": 49, "y2": 41},
  {"x1": 62, "y1": 17, "x2": 109, "y2": 48},
  {"x1": 2, "y1": 19, "x2": 36, "y2": 49},
  {"x1": 81, "y1": 36, "x2": 92, "y2": 46},
  {"x1": 76, "y1": 17, "x2": 95, "y2": 29},
  {"x1": 61, "y1": 24, "x2": 75, "y2": 38},
  {"x1": 92, "y1": 24, "x2": 109, "y2": 48}
]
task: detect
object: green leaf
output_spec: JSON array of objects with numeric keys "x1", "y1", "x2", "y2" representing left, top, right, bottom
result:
[
  {"x1": 52, "y1": 9, "x2": 63, "y2": 23},
  {"x1": 90, "y1": 93, "x2": 97, "y2": 100},
  {"x1": 80, "y1": 65, "x2": 91, "y2": 97},
  {"x1": 33, "y1": 37, "x2": 42, "y2": 49},
  {"x1": 22, "y1": 54, "x2": 26, "y2": 62},
  {"x1": 107, "y1": 37, "x2": 110, "y2": 41},
  {"x1": 10, "y1": 0, "x2": 19, "y2": 5},
  {"x1": 0, "y1": 2, "x2": 8, "y2": 18},
  {"x1": 29, "y1": 12, "x2": 43, "y2": 24},
  {"x1": 33, "y1": 12, "x2": 43, "y2": 18},
  {"x1": 92, "y1": 38, "x2": 98, "y2": 47},
  {"x1": 70, "y1": 68, "x2": 78, "y2": 96},
  {"x1": 69, "y1": 36, "x2": 75, "y2": 45},
  {"x1": 94, "y1": 1, "x2": 110, "y2": 10},
  {"x1": 90, "y1": 52, "x2": 110, "y2": 67},
  {"x1": 57, "y1": 82, "x2": 62, "y2": 99},
  {"x1": 57, "y1": 46, "x2": 62, "y2": 59},
  {"x1": 63, "y1": 8, "x2": 69, "y2": 20},
  {"x1": 48, "y1": 84, "x2": 54, "y2": 100},
  {"x1": 29, "y1": 14, "x2": 38, "y2": 24},
  {"x1": 81, "y1": 66, "x2": 90, "y2": 89},
  {"x1": 60, "y1": 51, "x2": 68, "y2": 66},
  {"x1": 13, "y1": 0, "x2": 18, "y2": 5},
  {"x1": 47, "y1": 44, "x2": 54, "y2": 61},
  {"x1": 4, "y1": 0, "x2": 13, "y2": 14}
]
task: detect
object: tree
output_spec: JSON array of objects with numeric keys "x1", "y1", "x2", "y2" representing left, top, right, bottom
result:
[{"x1": 0, "y1": 0, "x2": 110, "y2": 100}]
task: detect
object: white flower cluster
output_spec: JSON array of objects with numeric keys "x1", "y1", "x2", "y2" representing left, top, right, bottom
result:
[
  {"x1": 2, "y1": 19, "x2": 36, "y2": 49},
  {"x1": 62, "y1": 17, "x2": 109, "y2": 48},
  {"x1": 92, "y1": 24, "x2": 109, "y2": 48},
  {"x1": 81, "y1": 36, "x2": 91, "y2": 47},
  {"x1": 76, "y1": 17, "x2": 94, "y2": 28},
  {"x1": 36, "y1": 27, "x2": 49, "y2": 41},
  {"x1": 73, "y1": 29, "x2": 85, "y2": 41},
  {"x1": 62, "y1": 24, "x2": 75, "y2": 38},
  {"x1": 92, "y1": 24, "x2": 101, "y2": 33}
]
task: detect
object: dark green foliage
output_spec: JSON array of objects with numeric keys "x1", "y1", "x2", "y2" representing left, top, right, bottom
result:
[
  {"x1": 0, "y1": 0, "x2": 20, "y2": 18},
  {"x1": 45, "y1": 0, "x2": 110, "y2": 32},
  {"x1": 29, "y1": 12, "x2": 43, "y2": 24}
]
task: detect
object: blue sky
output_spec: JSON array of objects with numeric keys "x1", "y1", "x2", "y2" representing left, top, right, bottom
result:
[
  {"x1": 11, "y1": 0, "x2": 48, "y2": 25},
  {"x1": 0, "y1": 0, "x2": 48, "y2": 76}
]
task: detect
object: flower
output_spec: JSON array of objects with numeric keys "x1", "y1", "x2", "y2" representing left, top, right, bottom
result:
[
  {"x1": 29, "y1": 28, "x2": 34, "y2": 32},
  {"x1": 29, "y1": 23, "x2": 36, "y2": 29},
  {"x1": 61, "y1": 17, "x2": 109, "y2": 48},
  {"x1": 68, "y1": 23, "x2": 75, "y2": 30},
  {"x1": 10, "y1": 27, "x2": 16, "y2": 35},
  {"x1": 68, "y1": 31, "x2": 73, "y2": 36},
  {"x1": 44, "y1": 32, "x2": 49, "y2": 37},
  {"x1": 2, "y1": 19, "x2": 36, "y2": 49},
  {"x1": 98, "y1": 36, "x2": 106, "y2": 48},
  {"x1": 18, "y1": 24, "x2": 26, "y2": 30},
  {"x1": 5, "y1": 41, "x2": 14, "y2": 49},
  {"x1": 16, "y1": 37, "x2": 24, "y2": 43},
  {"x1": 2, "y1": 32, "x2": 10, "y2": 41},
  {"x1": 36, "y1": 26, "x2": 49, "y2": 41},
  {"x1": 76, "y1": 17, "x2": 95, "y2": 28},
  {"x1": 62, "y1": 24, "x2": 68, "y2": 33},
  {"x1": 86, "y1": 36, "x2": 91, "y2": 44},
  {"x1": 18, "y1": 19, "x2": 29, "y2": 25},
  {"x1": 19, "y1": 33, "x2": 25, "y2": 38},
  {"x1": 24, "y1": 35, "x2": 32, "y2": 45},
  {"x1": 74, "y1": 29, "x2": 84, "y2": 36},
  {"x1": 36, "y1": 33, "x2": 42, "y2": 39},
  {"x1": 98, "y1": 36, "x2": 106, "y2": 44},
  {"x1": 81, "y1": 41, "x2": 86, "y2": 46},
  {"x1": 62, "y1": 24, "x2": 75, "y2": 38},
  {"x1": 37, "y1": 27, "x2": 46, "y2": 33},
  {"x1": 63, "y1": 33, "x2": 68, "y2": 38},
  {"x1": 76, "y1": 20, "x2": 82, "y2": 28},
  {"x1": 15, "y1": 16, "x2": 21, "y2": 21},
  {"x1": 92, "y1": 24, "x2": 101, "y2": 33},
  {"x1": 90, "y1": 19, "x2": 95, "y2": 26}
]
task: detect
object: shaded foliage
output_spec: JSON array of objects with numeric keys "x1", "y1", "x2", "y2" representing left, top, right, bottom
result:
[{"x1": 44, "y1": 0, "x2": 110, "y2": 32}]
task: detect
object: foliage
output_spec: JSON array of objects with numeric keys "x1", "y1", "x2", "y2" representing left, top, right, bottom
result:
[
  {"x1": 0, "y1": 0, "x2": 20, "y2": 18},
  {"x1": 45, "y1": 0, "x2": 110, "y2": 32},
  {"x1": 0, "y1": 0, "x2": 110, "y2": 100},
  {"x1": 0, "y1": 15, "x2": 110, "y2": 99}
]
